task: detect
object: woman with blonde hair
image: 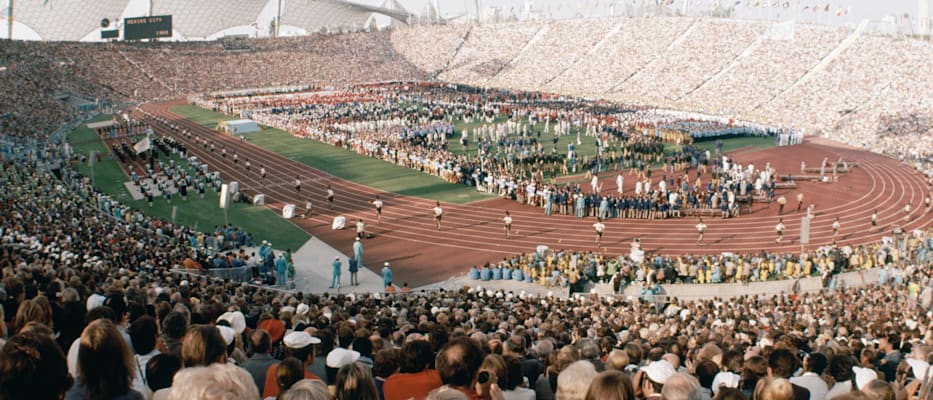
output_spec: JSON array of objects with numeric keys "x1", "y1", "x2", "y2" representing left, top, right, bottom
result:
[
  {"x1": 754, "y1": 377, "x2": 794, "y2": 400},
  {"x1": 181, "y1": 325, "x2": 227, "y2": 367},
  {"x1": 335, "y1": 362, "x2": 379, "y2": 400},
  {"x1": 66, "y1": 318, "x2": 145, "y2": 400},
  {"x1": 13, "y1": 296, "x2": 52, "y2": 333},
  {"x1": 281, "y1": 379, "x2": 333, "y2": 400}
]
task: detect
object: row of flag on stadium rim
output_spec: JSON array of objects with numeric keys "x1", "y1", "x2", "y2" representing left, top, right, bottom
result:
[
  {"x1": 647, "y1": 0, "x2": 851, "y2": 16},
  {"x1": 739, "y1": 1, "x2": 850, "y2": 15}
]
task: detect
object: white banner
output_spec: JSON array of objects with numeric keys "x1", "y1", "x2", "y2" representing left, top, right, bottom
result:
[
  {"x1": 800, "y1": 217, "x2": 810, "y2": 245},
  {"x1": 282, "y1": 204, "x2": 296, "y2": 219},
  {"x1": 219, "y1": 184, "x2": 229, "y2": 209},
  {"x1": 133, "y1": 136, "x2": 151, "y2": 154}
]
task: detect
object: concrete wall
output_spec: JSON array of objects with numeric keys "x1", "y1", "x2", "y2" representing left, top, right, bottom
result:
[{"x1": 594, "y1": 268, "x2": 881, "y2": 300}]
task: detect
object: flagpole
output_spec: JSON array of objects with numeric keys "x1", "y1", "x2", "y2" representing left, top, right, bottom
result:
[{"x1": 7, "y1": 0, "x2": 12, "y2": 41}]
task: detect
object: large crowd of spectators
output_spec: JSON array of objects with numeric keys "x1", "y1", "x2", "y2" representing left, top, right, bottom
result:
[
  {"x1": 3, "y1": 147, "x2": 933, "y2": 399},
  {"x1": 392, "y1": 17, "x2": 933, "y2": 176},
  {"x1": 1, "y1": 14, "x2": 933, "y2": 400},
  {"x1": 3, "y1": 16, "x2": 931, "y2": 170}
]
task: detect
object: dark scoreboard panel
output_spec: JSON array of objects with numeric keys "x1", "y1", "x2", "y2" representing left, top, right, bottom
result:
[{"x1": 123, "y1": 15, "x2": 173, "y2": 40}]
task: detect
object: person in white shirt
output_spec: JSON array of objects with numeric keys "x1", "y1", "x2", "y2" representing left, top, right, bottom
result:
[
  {"x1": 433, "y1": 201, "x2": 443, "y2": 230},
  {"x1": 790, "y1": 352, "x2": 829, "y2": 400},
  {"x1": 696, "y1": 218, "x2": 707, "y2": 245},
  {"x1": 616, "y1": 173, "x2": 624, "y2": 194},
  {"x1": 503, "y1": 211, "x2": 513, "y2": 239},
  {"x1": 593, "y1": 218, "x2": 605, "y2": 247},
  {"x1": 904, "y1": 202, "x2": 911, "y2": 221},
  {"x1": 832, "y1": 218, "x2": 841, "y2": 243},
  {"x1": 356, "y1": 219, "x2": 366, "y2": 239},
  {"x1": 372, "y1": 195, "x2": 384, "y2": 222},
  {"x1": 326, "y1": 185, "x2": 335, "y2": 209},
  {"x1": 294, "y1": 176, "x2": 301, "y2": 193},
  {"x1": 775, "y1": 218, "x2": 785, "y2": 244},
  {"x1": 302, "y1": 199, "x2": 312, "y2": 219},
  {"x1": 871, "y1": 209, "x2": 878, "y2": 230}
]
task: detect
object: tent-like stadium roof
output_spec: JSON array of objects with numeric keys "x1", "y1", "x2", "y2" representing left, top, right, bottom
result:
[
  {"x1": 5, "y1": 0, "x2": 408, "y2": 41},
  {"x1": 151, "y1": 0, "x2": 267, "y2": 39},
  {"x1": 280, "y1": 0, "x2": 377, "y2": 33},
  {"x1": 10, "y1": 0, "x2": 127, "y2": 41}
]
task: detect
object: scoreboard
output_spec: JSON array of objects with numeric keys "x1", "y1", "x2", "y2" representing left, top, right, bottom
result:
[{"x1": 123, "y1": 15, "x2": 173, "y2": 40}]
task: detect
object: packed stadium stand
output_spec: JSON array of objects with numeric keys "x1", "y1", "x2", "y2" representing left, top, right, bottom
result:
[
  {"x1": 485, "y1": 18, "x2": 617, "y2": 89},
  {"x1": 389, "y1": 23, "x2": 469, "y2": 75},
  {"x1": 436, "y1": 21, "x2": 543, "y2": 84},
  {"x1": 546, "y1": 17, "x2": 695, "y2": 96}
]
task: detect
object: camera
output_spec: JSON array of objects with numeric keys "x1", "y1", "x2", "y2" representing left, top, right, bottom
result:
[{"x1": 478, "y1": 371, "x2": 490, "y2": 384}]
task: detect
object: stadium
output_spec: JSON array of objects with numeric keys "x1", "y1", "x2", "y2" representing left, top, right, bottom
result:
[{"x1": 1, "y1": 0, "x2": 932, "y2": 399}]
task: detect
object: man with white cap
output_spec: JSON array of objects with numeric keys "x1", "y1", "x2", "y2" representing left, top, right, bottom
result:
[
  {"x1": 216, "y1": 325, "x2": 237, "y2": 364},
  {"x1": 851, "y1": 366, "x2": 878, "y2": 392},
  {"x1": 262, "y1": 331, "x2": 322, "y2": 398},
  {"x1": 637, "y1": 360, "x2": 675, "y2": 399},
  {"x1": 325, "y1": 347, "x2": 361, "y2": 372}
]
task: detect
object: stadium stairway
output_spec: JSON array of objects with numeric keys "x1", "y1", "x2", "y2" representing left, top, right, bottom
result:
[
  {"x1": 756, "y1": 19, "x2": 868, "y2": 111},
  {"x1": 608, "y1": 18, "x2": 699, "y2": 93}
]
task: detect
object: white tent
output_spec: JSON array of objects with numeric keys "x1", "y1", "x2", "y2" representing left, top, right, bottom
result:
[{"x1": 221, "y1": 119, "x2": 259, "y2": 135}]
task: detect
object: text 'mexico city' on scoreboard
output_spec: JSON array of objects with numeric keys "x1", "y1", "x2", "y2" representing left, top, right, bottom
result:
[{"x1": 123, "y1": 15, "x2": 173, "y2": 40}]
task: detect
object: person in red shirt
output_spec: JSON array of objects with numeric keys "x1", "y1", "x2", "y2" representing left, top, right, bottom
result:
[
  {"x1": 383, "y1": 340, "x2": 443, "y2": 400},
  {"x1": 262, "y1": 331, "x2": 323, "y2": 398}
]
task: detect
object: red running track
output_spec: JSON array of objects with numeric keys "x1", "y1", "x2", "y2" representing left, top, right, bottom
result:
[{"x1": 140, "y1": 101, "x2": 933, "y2": 287}]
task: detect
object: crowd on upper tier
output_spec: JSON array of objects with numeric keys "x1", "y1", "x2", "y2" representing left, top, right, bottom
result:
[{"x1": 1, "y1": 17, "x2": 933, "y2": 400}]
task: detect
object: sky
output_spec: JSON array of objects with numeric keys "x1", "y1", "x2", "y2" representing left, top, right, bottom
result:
[{"x1": 360, "y1": 0, "x2": 931, "y2": 32}]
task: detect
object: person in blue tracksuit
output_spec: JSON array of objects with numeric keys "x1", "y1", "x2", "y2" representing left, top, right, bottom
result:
[{"x1": 329, "y1": 257, "x2": 341, "y2": 288}]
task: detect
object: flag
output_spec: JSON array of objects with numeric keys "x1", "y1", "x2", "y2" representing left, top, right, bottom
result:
[
  {"x1": 133, "y1": 136, "x2": 150, "y2": 154},
  {"x1": 220, "y1": 184, "x2": 229, "y2": 209}
]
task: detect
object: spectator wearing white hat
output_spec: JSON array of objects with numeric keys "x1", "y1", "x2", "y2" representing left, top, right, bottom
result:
[
  {"x1": 216, "y1": 325, "x2": 240, "y2": 365},
  {"x1": 292, "y1": 303, "x2": 311, "y2": 331},
  {"x1": 636, "y1": 360, "x2": 676, "y2": 400},
  {"x1": 262, "y1": 331, "x2": 323, "y2": 398},
  {"x1": 327, "y1": 347, "x2": 362, "y2": 393}
]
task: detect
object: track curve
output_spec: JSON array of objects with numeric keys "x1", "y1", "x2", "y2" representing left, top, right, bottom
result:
[{"x1": 140, "y1": 101, "x2": 933, "y2": 286}]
